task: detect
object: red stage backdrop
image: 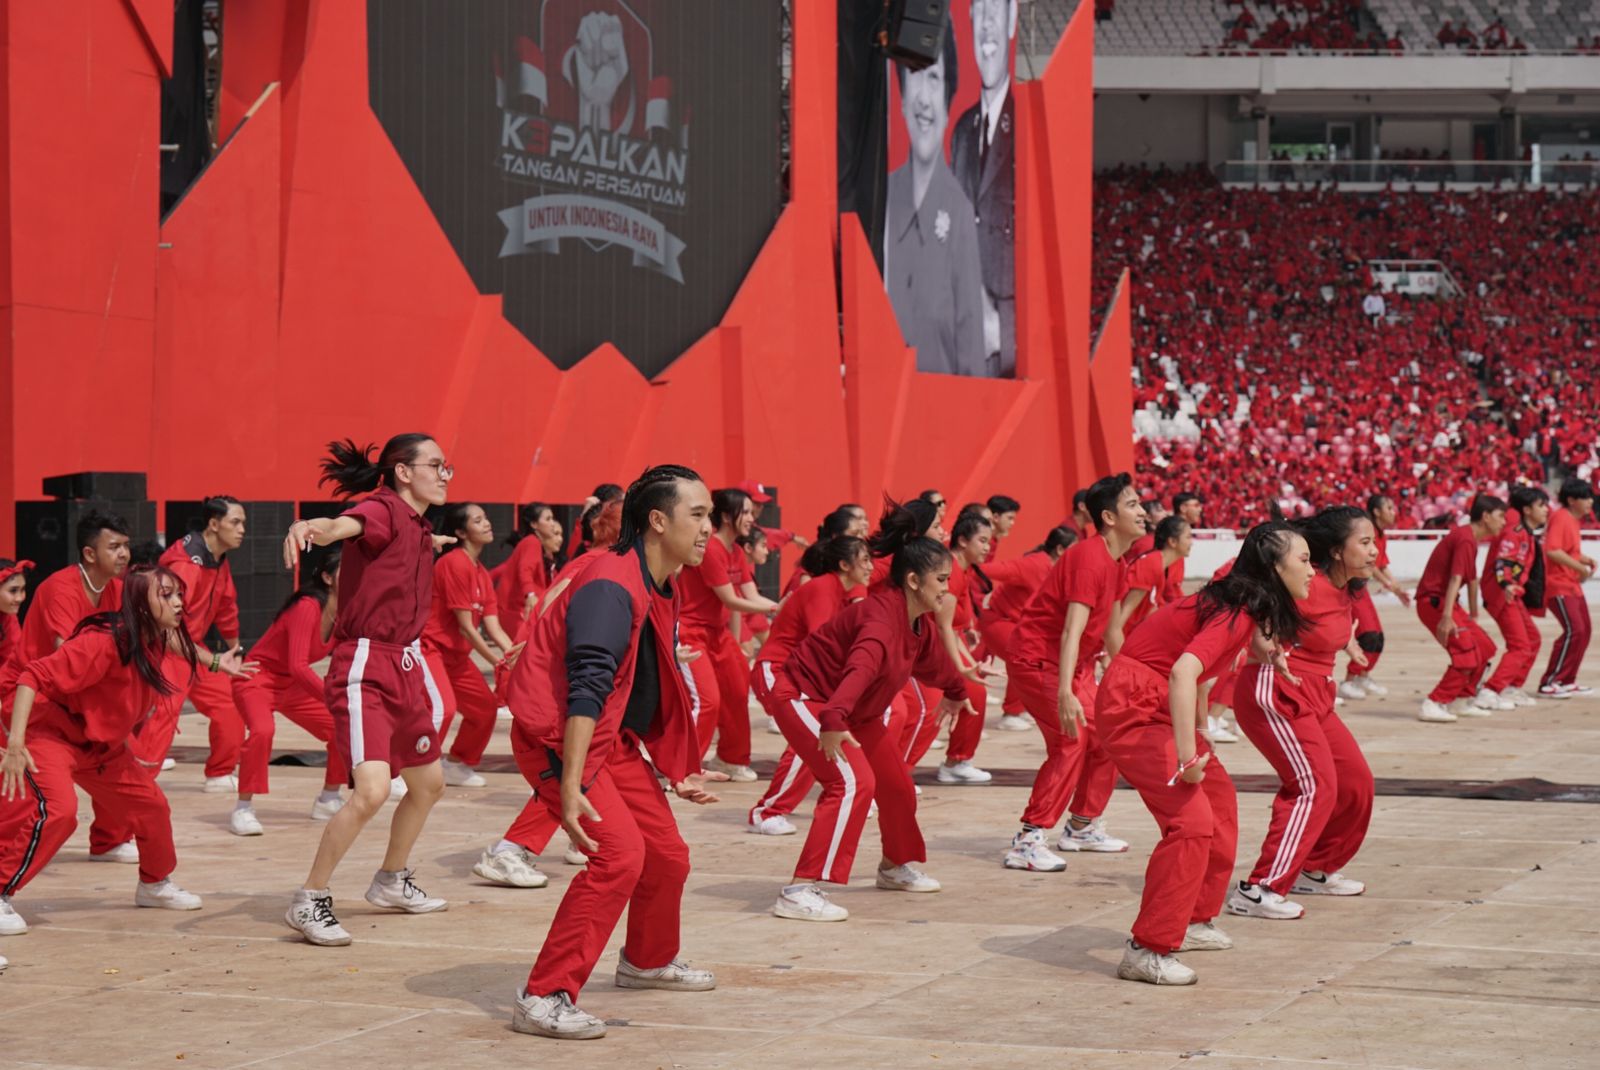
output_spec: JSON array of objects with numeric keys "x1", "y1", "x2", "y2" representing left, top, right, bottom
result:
[{"x1": 0, "y1": 0, "x2": 1124, "y2": 558}]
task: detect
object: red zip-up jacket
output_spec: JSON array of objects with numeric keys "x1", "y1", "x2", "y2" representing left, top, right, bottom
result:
[
  {"x1": 504, "y1": 542, "x2": 697, "y2": 784},
  {"x1": 15, "y1": 627, "x2": 171, "y2": 749},
  {"x1": 757, "y1": 572, "x2": 864, "y2": 669},
  {"x1": 779, "y1": 584, "x2": 966, "y2": 733},
  {"x1": 248, "y1": 596, "x2": 334, "y2": 704},
  {"x1": 160, "y1": 533, "x2": 239, "y2": 645}
]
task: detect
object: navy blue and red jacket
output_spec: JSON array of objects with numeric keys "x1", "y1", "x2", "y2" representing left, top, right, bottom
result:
[{"x1": 504, "y1": 540, "x2": 697, "y2": 785}]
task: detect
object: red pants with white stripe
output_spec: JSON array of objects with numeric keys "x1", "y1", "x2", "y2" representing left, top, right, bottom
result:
[
  {"x1": 1485, "y1": 597, "x2": 1541, "y2": 692},
  {"x1": 685, "y1": 627, "x2": 753, "y2": 766},
  {"x1": 231, "y1": 673, "x2": 347, "y2": 794},
  {"x1": 1096, "y1": 658, "x2": 1237, "y2": 955},
  {"x1": 516, "y1": 731, "x2": 689, "y2": 1001},
  {"x1": 1416, "y1": 598, "x2": 1496, "y2": 703},
  {"x1": 1010, "y1": 661, "x2": 1116, "y2": 828},
  {"x1": 1349, "y1": 584, "x2": 1384, "y2": 677},
  {"x1": 750, "y1": 661, "x2": 816, "y2": 822},
  {"x1": 1233, "y1": 665, "x2": 1373, "y2": 896},
  {"x1": 1540, "y1": 593, "x2": 1592, "y2": 689},
  {"x1": 1, "y1": 730, "x2": 178, "y2": 894},
  {"x1": 428, "y1": 648, "x2": 500, "y2": 767},
  {"x1": 770, "y1": 673, "x2": 923, "y2": 885}
]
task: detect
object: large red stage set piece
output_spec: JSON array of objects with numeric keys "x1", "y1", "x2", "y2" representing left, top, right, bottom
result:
[{"x1": 0, "y1": 0, "x2": 1129, "y2": 555}]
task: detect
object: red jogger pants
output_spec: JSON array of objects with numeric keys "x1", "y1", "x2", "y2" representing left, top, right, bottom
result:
[
  {"x1": 1416, "y1": 598, "x2": 1496, "y2": 703},
  {"x1": 1541, "y1": 593, "x2": 1592, "y2": 689},
  {"x1": 429, "y1": 649, "x2": 500, "y2": 767},
  {"x1": 1011, "y1": 662, "x2": 1115, "y2": 828},
  {"x1": 1485, "y1": 597, "x2": 1541, "y2": 692},
  {"x1": 516, "y1": 733, "x2": 690, "y2": 1001},
  {"x1": 1233, "y1": 665, "x2": 1373, "y2": 896},
  {"x1": 1096, "y1": 658, "x2": 1237, "y2": 956},
  {"x1": 684, "y1": 627, "x2": 752, "y2": 766}
]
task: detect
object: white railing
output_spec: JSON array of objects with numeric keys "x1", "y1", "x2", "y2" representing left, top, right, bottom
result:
[{"x1": 1219, "y1": 159, "x2": 1600, "y2": 187}]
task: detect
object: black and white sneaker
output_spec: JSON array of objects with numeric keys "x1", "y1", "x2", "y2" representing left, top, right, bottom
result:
[
  {"x1": 1225, "y1": 880, "x2": 1304, "y2": 919},
  {"x1": 285, "y1": 889, "x2": 352, "y2": 946},
  {"x1": 1292, "y1": 870, "x2": 1365, "y2": 896}
]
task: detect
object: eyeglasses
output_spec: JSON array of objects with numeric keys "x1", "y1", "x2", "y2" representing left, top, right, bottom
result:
[{"x1": 406, "y1": 460, "x2": 455, "y2": 480}]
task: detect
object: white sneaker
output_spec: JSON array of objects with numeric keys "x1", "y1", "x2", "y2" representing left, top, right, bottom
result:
[
  {"x1": 441, "y1": 758, "x2": 487, "y2": 788},
  {"x1": 1504, "y1": 687, "x2": 1538, "y2": 708},
  {"x1": 160, "y1": 757, "x2": 176, "y2": 772},
  {"x1": 1337, "y1": 679, "x2": 1368, "y2": 701},
  {"x1": 1178, "y1": 921, "x2": 1234, "y2": 952},
  {"x1": 773, "y1": 883, "x2": 848, "y2": 922},
  {"x1": 563, "y1": 842, "x2": 589, "y2": 866},
  {"x1": 364, "y1": 868, "x2": 448, "y2": 913},
  {"x1": 1004, "y1": 828, "x2": 1068, "y2": 872},
  {"x1": 472, "y1": 847, "x2": 549, "y2": 888},
  {"x1": 202, "y1": 774, "x2": 238, "y2": 794},
  {"x1": 1205, "y1": 716, "x2": 1238, "y2": 743},
  {"x1": 748, "y1": 814, "x2": 797, "y2": 836},
  {"x1": 496, "y1": 705, "x2": 513, "y2": 721},
  {"x1": 1117, "y1": 940, "x2": 1196, "y2": 985},
  {"x1": 389, "y1": 776, "x2": 409, "y2": 800},
  {"x1": 1538, "y1": 683, "x2": 1573, "y2": 699},
  {"x1": 875, "y1": 862, "x2": 941, "y2": 893},
  {"x1": 1361, "y1": 678, "x2": 1389, "y2": 697},
  {"x1": 1417, "y1": 699, "x2": 1457, "y2": 723},
  {"x1": 996, "y1": 714, "x2": 1032, "y2": 732},
  {"x1": 703, "y1": 757, "x2": 758, "y2": 782},
  {"x1": 1565, "y1": 683, "x2": 1595, "y2": 696},
  {"x1": 229, "y1": 807, "x2": 264, "y2": 837},
  {"x1": 927, "y1": 738, "x2": 945, "y2": 750},
  {"x1": 0, "y1": 954, "x2": 7, "y2": 970},
  {"x1": 765, "y1": 715, "x2": 783, "y2": 735},
  {"x1": 1451, "y1": 697, "x2": 1491, "y2": 718},
  {"x1": 1225, "y1": 881, "x2": 1304, "y2": 920},
  {"x1": 310, "y1": 794, "x2": 345, "y2": 821},
  {"x1": 1474, "y1": 688, "x2": 1515, "y2": 712},
  {"x1": 511, "y1": 989, "x2": 607, "y2": 1040},
  {"x1": 285, "y1": 889, "x2": 352, "y2": 946},
  {"x1": 135, "y1": 880, "x2": 202, "y2": 911},
  {"x1": 1058, "y1": 820, "x2": 1130, "y2": 853},
  {"x1": 614, "y1": 950, "x2": 717, "y2": 991},
  {"x1": 935, "y1": 760, "x2": 992, "y2": 785},
  {"x1": 90, "y1": 840, "x2": 139, "y2": 864},
  {"x1": 1292, "y1": 870, "x2": 1365, "y2": 896},
  {"x1": 0, "y1": 897, "x2": 27, "y2": 935}
]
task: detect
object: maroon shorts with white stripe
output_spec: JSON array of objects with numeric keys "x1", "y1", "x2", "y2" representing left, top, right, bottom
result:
[
  {"x1": 1232, "y1": 663, "x2": 1374, "y2": 896},
  {"x1": 325, "y1": 638, "x2": 444, "y2": 782}
]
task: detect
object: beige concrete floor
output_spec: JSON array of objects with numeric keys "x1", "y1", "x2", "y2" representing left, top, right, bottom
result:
[{"x1": 1, "y1": 612, "x2": 1596, "y2": 1069}]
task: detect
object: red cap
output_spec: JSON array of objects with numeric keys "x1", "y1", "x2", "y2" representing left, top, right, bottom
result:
[{"x1": 737, "y1": 480, "x2": 773, "y2": 504}]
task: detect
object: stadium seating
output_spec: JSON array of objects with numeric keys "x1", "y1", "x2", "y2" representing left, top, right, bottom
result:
[{"x1": 1095, "y1": 166, "x2": 1597, "y2": 525}]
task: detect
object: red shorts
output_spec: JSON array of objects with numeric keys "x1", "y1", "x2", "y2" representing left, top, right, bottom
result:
[{"x1": 325, "y1": 638, "x2": 444, "y2": 779}]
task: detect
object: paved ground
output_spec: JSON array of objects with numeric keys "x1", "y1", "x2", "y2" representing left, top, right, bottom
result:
[{"x1": 1, "y1": 612, "x2": 1596, "y2": 1069}]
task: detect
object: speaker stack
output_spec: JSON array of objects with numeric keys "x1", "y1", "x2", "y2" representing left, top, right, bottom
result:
[{"x1": 883, "y1": 0, "x2": 949, "y2": 72}]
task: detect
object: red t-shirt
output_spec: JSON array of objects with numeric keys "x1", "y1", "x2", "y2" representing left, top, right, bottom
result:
[
  {"x1": 1008, "y1": 534, "x2": 1121, "y2": 670},
  {"x1": 1415, "y1": 524, "x2": 1478, "y2": 603},
  {"x1": 1120, "y1": 551, "x2": 1168, "y2": 636},
  {"x1": 249, "y1": 595, "x2": 335, "y2": 703},
  {"x1": 1124, "y1": 533, "x2": 1155, "y2": 562},
  {"x1": 678, "y1": 536, "x2": 740, "y2": 636},
  {"x1": 334, "y1": 486, "x2": 435, "y2": 645},
  {"x1": 984, "y1": 551, "x2": 1053, "y2": 622},
  {"x1": 1374, "y1": 531, "x2": 1391, "y2": 571},
  {"x1": 1117, "y1": 594, "x2": 1256, "y2": 684},
  {"x1": 495, "y1": 537, "x2": 549, "y2": 622},
  {"x1": 9, "y1": 566, "x2": 123, "y2": 669},
  {"x1": 1286, "y1": 572, "x2": 1356, "y2": 676},
  {"x1": 17, "y1": 628, "x2": 168, "y2": 748},
  {"x1": 1544, "y1": 507, "x2": 1585, "y2": 595},
  {"x1": 423, "y1": 551, "x2": 500, "y2": 656},
  {"x1": 948, "y1": 560, "x2": 978, "y2": 631}
]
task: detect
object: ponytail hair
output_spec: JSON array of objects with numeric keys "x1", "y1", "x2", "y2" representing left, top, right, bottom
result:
[
  {"x1": 711, "y1": 488, "x2": 751, "y2": 531},
  {"x1": 815, "y1": 506, "x2": 855, "y2": 542},
  {"x1": 74, "y1": 565, "x2": 196, "y2": 694},
  {"x1": 804, "y1": 534, "x2": 868, "y2": 578},
  {"x1": 434, "y1": 502, "x2": 479, "y2": 554},
  {"x1": 1293, "y1": 505, "x2": 1369, "y2": 573},
  {"x1": 1153, "y1": 515, "x2": 1190, "y2": 552},
  {"x1": 869, "y1": 496, "x2": 938, "y2": 559},
  {"x1": 506, "y1": 502, "x2": 553, "y2": 547},
  {"x1": 612, "y1": 464, "x2": 705, "y2": 552},
  {"x1": 275, "y1": 548, "x2": 342, "y2": 622},
  {"x1": 318, "y1": 434, "x2": 435, "y2": 499},
  {"x1": 1032, "y1": 526, "x2": 1077, "y2": 556},
  {"x1": 1195, "y1": 520, "x2": 1305, "y2": 646},
  {"x1": 891, "y1": 535, "x2": 952, "y2": 588}
]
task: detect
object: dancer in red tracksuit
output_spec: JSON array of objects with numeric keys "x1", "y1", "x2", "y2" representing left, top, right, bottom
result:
[
  {"x1": 768, "y1": 530, "x2": 972, "y2": 923},
  {"x1": 982, "y1": 526, "x2": 1076, "y2": 732},
  {"x1": 1538, "y1": 478, "x2": 1595, "y2": 698},
  {"x1": 1229, "y1": 507, "x2": 1378, "y2": 922},
  {"x1": 747, "y1": 536, "x2": 874, "y2": 834},
  {"x1": 425, "y1": 503, "x2": 519, "y2": 789},
  {"x1": 1414, "y1": 495, "x2": 1506, "y2": 723},
  {"x1": 1003, "y1": 474, "x2": 1144, "y2": 873},
  {"x1": 1098, "y1": 520, "x2": 1311, "y2": 986},
  {"x1": 0, "y1": 560, "x2": 31, "y2": 668},
  {"x1": 931, "y1": 512, "x2": 995, "y2": 785},
  {"x1": 281, "y1": 434, "x2": 457, "y2": 946},
  {"x1": 504, "y1": 465, "x2": 721, "y2": 1041},
  {"x1": 1117, "y1": 516, "x2": 1193, "y2": 639},
  {"x1": 678, "y1": 488, "x2": 777, "y2": 782},
  {"x1": 1341, "y1": 494, "x2": 1410, "y2": 700},
  {"x1": 1, "y1": 567, "x2": 240, "y2": 950},
  {"x1": 1481, "y1": 486, "x2": 1548, "y2": 707},
  {"x1": 230, "y1": 550, "x2": 348, "y2": 828}
]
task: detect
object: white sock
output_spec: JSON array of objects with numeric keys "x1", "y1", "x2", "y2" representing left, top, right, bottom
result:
[
  {"x1": 317, "y1": 788, "x2": 341, "y2": 803},
  {"x1": 782, "y1": 882, "x2": 813, "y2": 896},
  {"x1": 491, "y1": 839, "x2": 521, "y2": 857},
  {"x1": 234, "y1": 800, "x2": 253, "y2": 813}
]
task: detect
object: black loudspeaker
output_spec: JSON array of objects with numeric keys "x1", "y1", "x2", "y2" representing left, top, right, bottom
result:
[
  {"x1": 40, "y1": 471, "x2": 148, "y2": 501},
  {"x1": 753, "y1": 488, "x2": 784, "y2": 602},
  {"x1": 885, "y1": 0, "x2": 948, "y2": 72},
  {"x1": 14, "y1": 498, "x2": 159, "y2": 617}
]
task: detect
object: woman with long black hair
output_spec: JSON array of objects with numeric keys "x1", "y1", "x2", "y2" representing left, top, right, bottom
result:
[
  {"x1": 229, "y1": 550, "x2": 349, "y2": 830},
  {"x1": 496, "y1": 502, "x2": 562, "y2": 623},
  {"x1": 1096, "y1": 521, "x2": 1311, "y2": 985},
  {"x1": 1340, "y1": 494, "x2": 1410, "y2": 700},
  {"x1": 769, "y1": 527, "x2": 973, "y2": 923},
  {"x1": 280, "y1": 433, "x2": 458, "y2": 946},
  {"x1": 1228, "y1": 507, "x2": 1377, "y2": 922},
  {"x1": 1, "y1": 567, "x2": 243, "y2": 948}
]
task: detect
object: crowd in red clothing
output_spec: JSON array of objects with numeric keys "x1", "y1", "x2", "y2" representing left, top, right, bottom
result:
[
  {"x1": 1093, "y1": 166, "x2": 1599, "y2": 528},
  {"x1": 1222, "y1": 0, "x2": 1381, "y2": 52}
]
